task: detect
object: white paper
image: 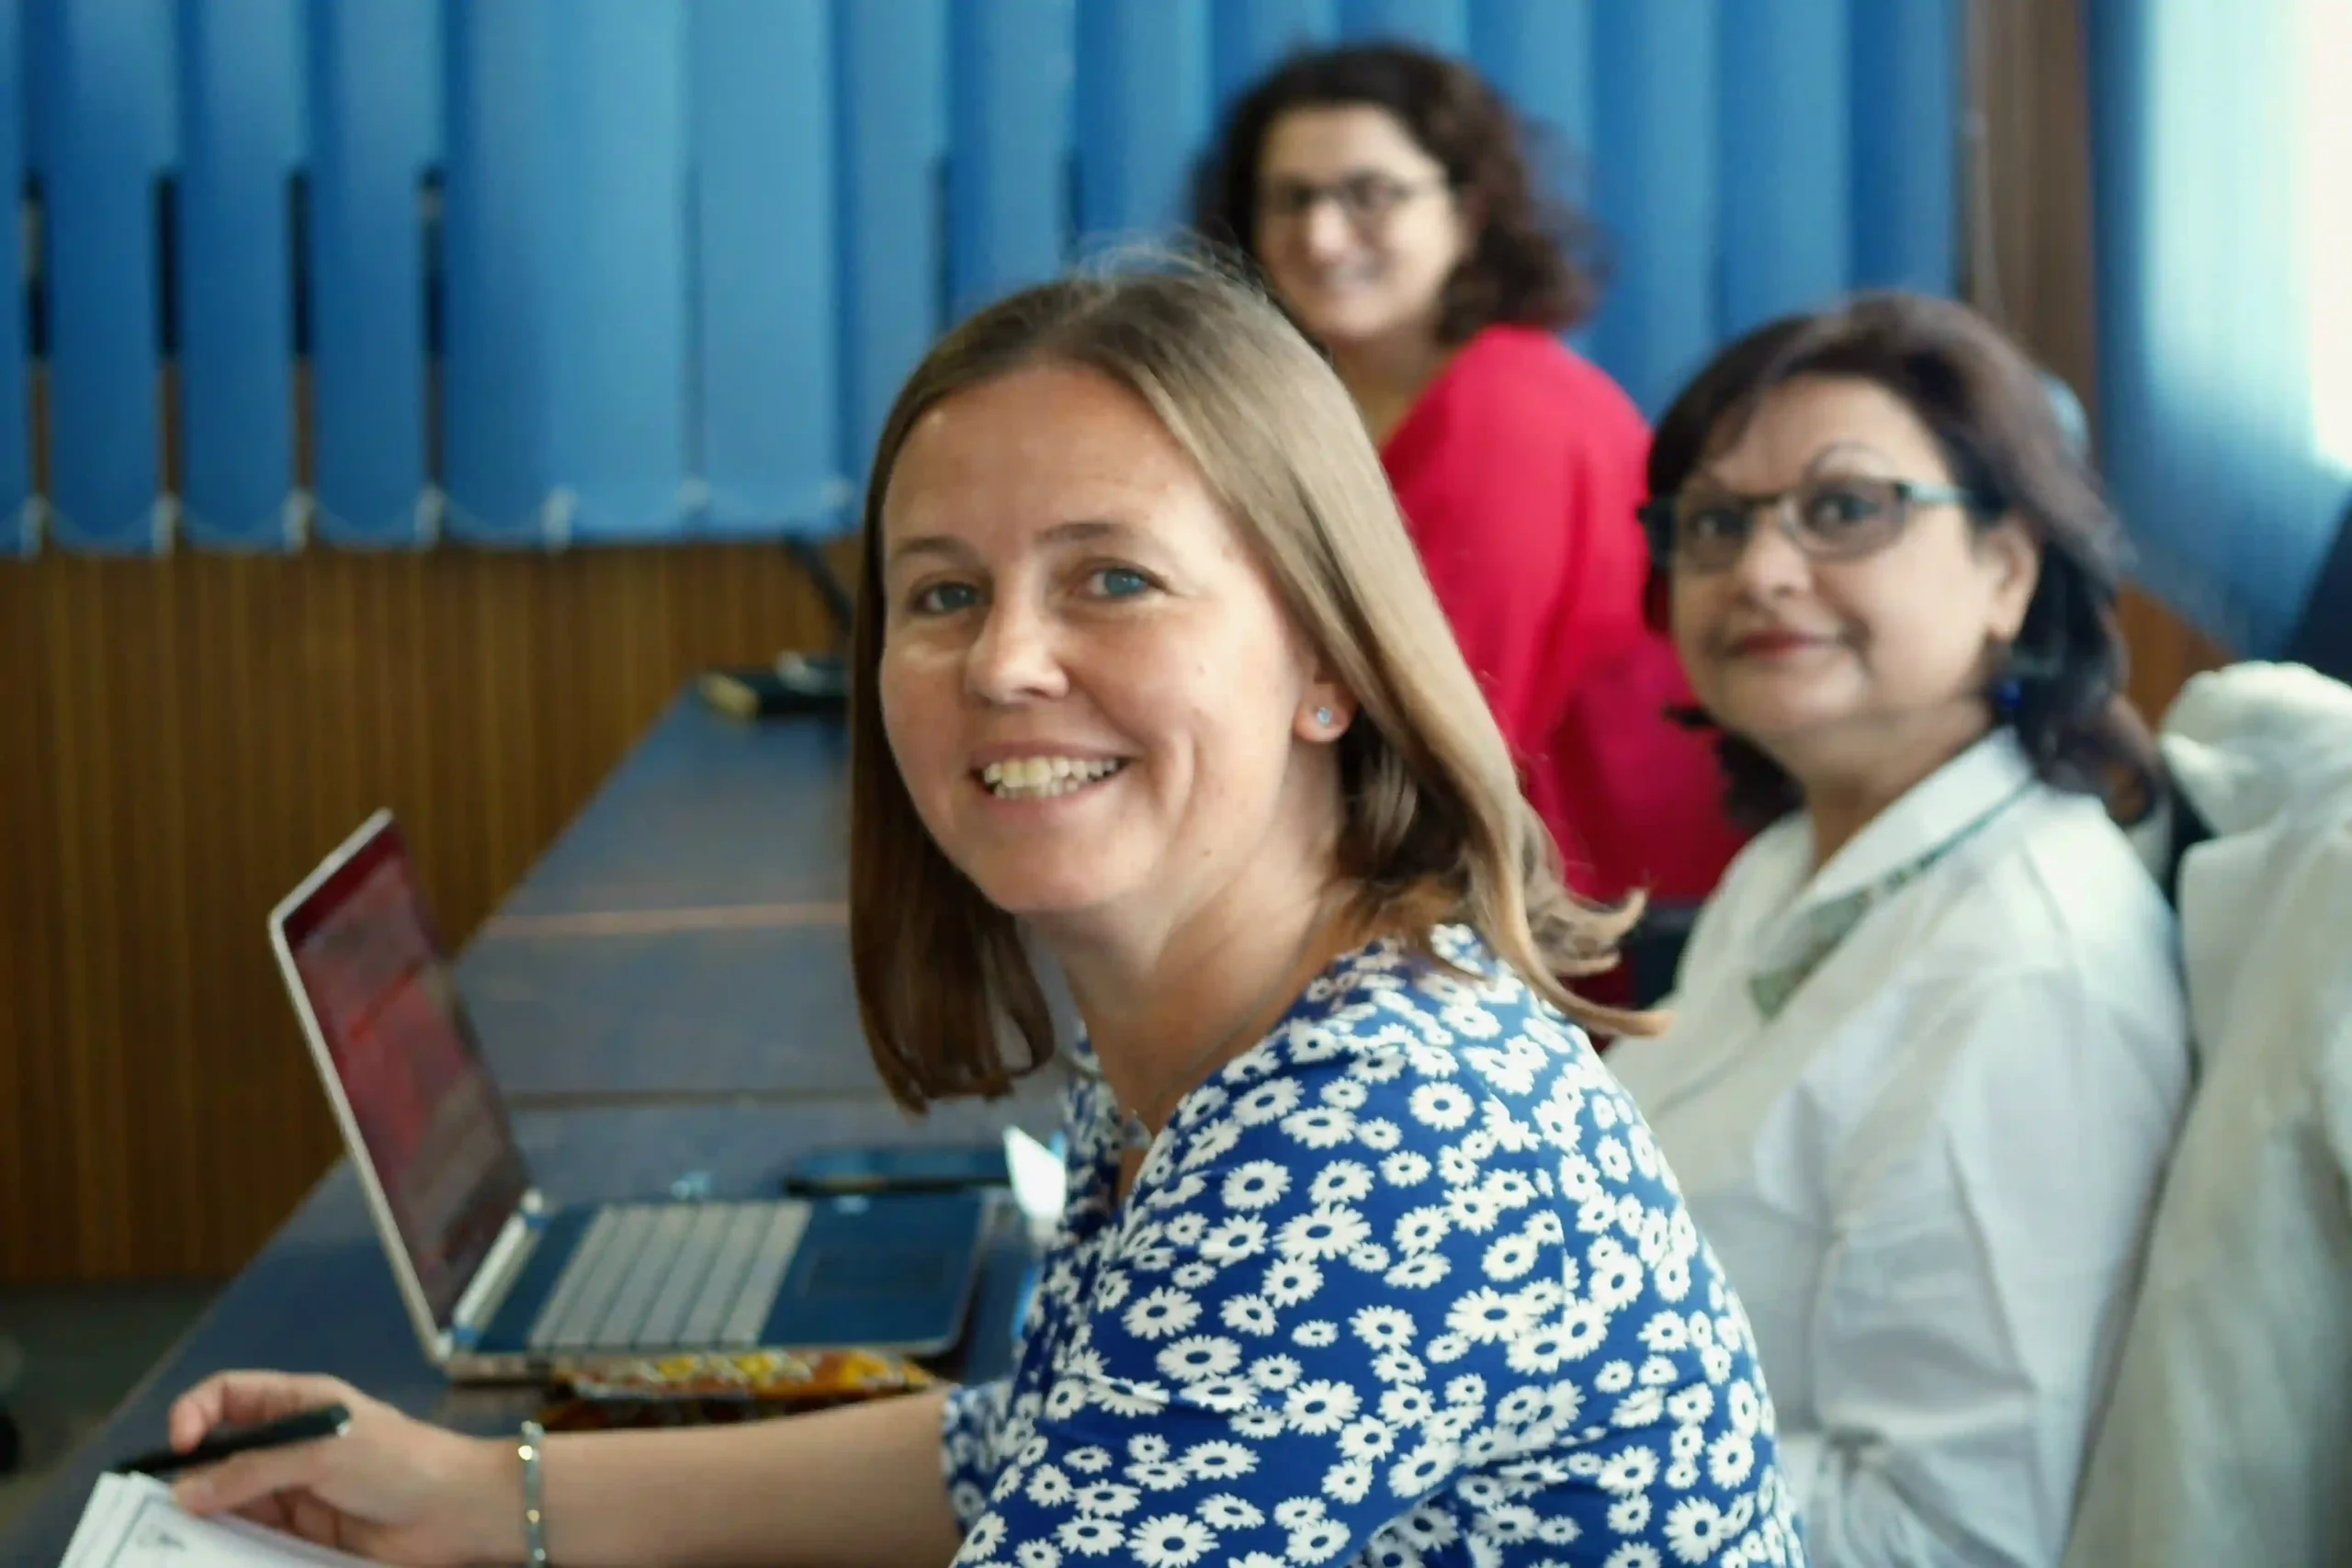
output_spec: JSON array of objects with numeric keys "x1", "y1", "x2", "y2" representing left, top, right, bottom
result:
[{"x1": 55, "y1": 1473, "x2": 378, "y2": 1568}]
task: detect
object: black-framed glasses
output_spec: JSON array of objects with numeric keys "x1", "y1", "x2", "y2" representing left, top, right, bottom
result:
[
  {"x1": 1638, "y1": 475, "x2": 1995, "y2": 574},
  {"x1": 1256, "y1": 173, "x2": 1445, "y2": 230}
]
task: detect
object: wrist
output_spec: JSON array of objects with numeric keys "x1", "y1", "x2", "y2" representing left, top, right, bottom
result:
[{"x1": 442, "y1": 1430, "x2": 529, "y2": 1563}]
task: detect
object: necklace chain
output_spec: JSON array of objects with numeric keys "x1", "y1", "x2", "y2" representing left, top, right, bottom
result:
[{"x1": 1118, "y1": 897, "x2": 1334, "y2": 1150}]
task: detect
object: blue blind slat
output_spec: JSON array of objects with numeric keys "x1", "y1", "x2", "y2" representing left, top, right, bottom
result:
[
  {"x1": 946, "y1": 0, "x2": 1074, "y2": 320},
  {"x1": 1468, "y1": 1, "x2": 1596, "y2": 355},
  {"x1": 35, "y1": 0, "x2": 176, "y2": 553},
  {"x1": 695, "y1": 0, "x2": 842, "y2": 536},
  {"x1": 2, "y1": 0, "x2": 1968, "y2": 558},
  {"x1": 1849, "y1": 0, "x2": 1958, "y2": 296},
  {"x1": 1074, "y1": 0, "x2": 1210, "y2": 251},
  {"x1": 1587, "y1": 0, "x2": 1716, "y2": 417},
  {"x1": 1337, "y1": 0, "x2": 1465, "y2": 53},
  {"x1": 175, "y1": 0, "x2": 304, "y2": 551},
  {"x1": 0, "y1": 5, "x2": 30, "y2": 555},
  {"x1": 441, "y1": 0, "x2": 556, "y2": 543},
  {"x1": 305, "y1": 0, "x2": 439, "y2": 548},
  {"x1": 834, "y1": 0, "x2": 946, "y2": 491},
  {"x1": 1210, "y1": 0, "x2": 1335, "y2": 119},
  {"x1": 1716, "y1": 0, "x2": 1851, "y2": 339},
  {"x1": 1469, "y1": 1, "x2": 1594, "y2": 169},
  {"x1": 543, "y1": 0, "x2": 690, "y2": 544}
]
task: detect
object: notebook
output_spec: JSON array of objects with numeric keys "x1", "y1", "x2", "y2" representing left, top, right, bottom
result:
[
  {"x1": 62, "y1": 1472, "x2": 373, "y2": 1567},
  {"x1": 267, "y1": 810, "x2": 991, "y2": 1382}
]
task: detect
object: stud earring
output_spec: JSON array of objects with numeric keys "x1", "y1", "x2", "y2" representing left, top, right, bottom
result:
[{"x1": 1314, "y1": 705, "x2": 1335, "y2": 728}]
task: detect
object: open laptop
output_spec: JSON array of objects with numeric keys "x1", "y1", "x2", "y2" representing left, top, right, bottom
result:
[{"x1": 267, "y1": 809, "x2": 991, "y2": 1382}]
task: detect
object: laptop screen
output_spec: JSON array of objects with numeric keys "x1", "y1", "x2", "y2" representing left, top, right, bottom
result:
[{"x1": 277, "y1": 818, "x2": 531, "y2": 1327}]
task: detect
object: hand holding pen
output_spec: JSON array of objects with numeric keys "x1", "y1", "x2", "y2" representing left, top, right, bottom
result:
[{"x1": 154, "y1": 1371, "x2": 526, "y2": 1565}]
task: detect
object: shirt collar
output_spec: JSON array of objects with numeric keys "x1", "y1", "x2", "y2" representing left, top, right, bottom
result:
[{"x1": 1798, "y1": 728, "x2": 2037, "y2": 908}]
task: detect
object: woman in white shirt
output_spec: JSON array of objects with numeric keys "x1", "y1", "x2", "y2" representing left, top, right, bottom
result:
[{"x1": 1605, "y1": 293, "x2": 2191, "y2": 1568}]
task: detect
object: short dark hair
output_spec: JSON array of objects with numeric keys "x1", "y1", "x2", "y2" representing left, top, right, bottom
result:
[
  {"x1": 1646, "y1": 291, "x2": 2162, "y2": 829},
  {"x1": 1191, "y1": 43, "x2": 1602, "y2": 343}
]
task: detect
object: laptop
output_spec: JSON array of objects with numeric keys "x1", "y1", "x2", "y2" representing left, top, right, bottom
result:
[{"x1": 267, "y1": 809, "x2": 991, "y2": 1382}]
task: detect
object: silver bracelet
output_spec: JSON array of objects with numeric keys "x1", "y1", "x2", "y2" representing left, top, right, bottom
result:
[{"x1": 517, "y1": 1418, "x2": 549, "y2": 1566}]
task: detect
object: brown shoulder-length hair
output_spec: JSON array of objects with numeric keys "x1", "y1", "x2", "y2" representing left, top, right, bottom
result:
[
  {"x1": 1190, "y1": 43, "x2": 1603, "y2": 344},
  {"x1": 1644, "y1": 291, "x2": 2163, "y2": 830},
  {"x1": 850, "y1": 255, "x2": 1645, "y2": 1112}
]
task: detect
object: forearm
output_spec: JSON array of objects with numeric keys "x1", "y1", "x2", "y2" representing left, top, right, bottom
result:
[{"x1": 456, "y1": 1385, "x2": 964, "y2": 1568}]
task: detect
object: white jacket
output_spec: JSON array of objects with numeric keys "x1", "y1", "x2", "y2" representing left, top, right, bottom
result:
[
  {"x1": 2064, "y1": 661, "x2": 2352, "y2": 1566},
  {"x1": 1608, "y1": 728, "x2": 2191, "y2": 1567}
]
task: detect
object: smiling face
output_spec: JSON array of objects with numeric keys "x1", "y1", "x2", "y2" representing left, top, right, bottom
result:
[
  {"x1": 1251, "y1": 104, "x2": 1472, "y2": 355},
  {"x1": 1668, "y1": 375, "x2": 2041, "y2": 787},
  {"x1": 876, "y1": 362, "x2": 1352, "y2": 943}
]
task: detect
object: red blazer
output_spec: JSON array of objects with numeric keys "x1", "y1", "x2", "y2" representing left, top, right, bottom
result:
[{"x1": 1382, "y1": 326, "x2": 1745, "y2": 908}]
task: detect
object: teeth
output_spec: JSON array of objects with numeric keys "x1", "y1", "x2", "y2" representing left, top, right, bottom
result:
[{"x1": 979, "y1": 756, "x2": 1125, "y2": 798}]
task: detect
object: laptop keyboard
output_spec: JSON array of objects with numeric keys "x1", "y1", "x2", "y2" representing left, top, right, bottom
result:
[{"x1": 526, "y1": 1201, "x2": 811, "y2": 1352}]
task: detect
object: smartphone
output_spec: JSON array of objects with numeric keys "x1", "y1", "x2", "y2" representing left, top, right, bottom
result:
[{"x1": 780, "y1": 1143, "x2": 1010, "y2": 1198}]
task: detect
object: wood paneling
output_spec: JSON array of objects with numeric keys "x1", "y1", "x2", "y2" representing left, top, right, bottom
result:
[
  {"x1": 0, "y1": 544, "x2": 845, "y2": 1283},
  {"x1": 1968, "y1": 0, "x2": 2233, "y2": 717}
]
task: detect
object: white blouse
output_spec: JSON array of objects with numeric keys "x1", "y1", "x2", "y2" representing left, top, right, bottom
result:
[{"x1": 1607, "y1": 729, "x2": 2192, "y2": 1568}]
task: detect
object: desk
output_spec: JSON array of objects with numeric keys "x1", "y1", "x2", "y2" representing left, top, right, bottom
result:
[{"x1": 2, "y1": 695, "x2": 1063, "y2": 1564}]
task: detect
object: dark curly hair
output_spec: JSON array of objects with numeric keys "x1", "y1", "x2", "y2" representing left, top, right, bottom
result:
[
  {"x1": 1191, "y1": 43, "x2": 1603, "y2": 343},
  {"x1": 1645, "y1": 291, "x2": 2162, "y2": 830}
]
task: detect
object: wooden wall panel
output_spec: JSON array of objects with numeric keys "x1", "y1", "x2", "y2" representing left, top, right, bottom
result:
[
  {"x1": 1968, "y1": 0, "x2": 2232, "y2": 717},
  {"x1": 0, "y1": 545, "x2": 845, "y2": 1283}
]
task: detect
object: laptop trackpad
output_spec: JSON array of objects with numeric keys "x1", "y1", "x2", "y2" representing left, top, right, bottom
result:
[{"x1": 765, "y1": 1191, "x2": 989, "y2": 1356}]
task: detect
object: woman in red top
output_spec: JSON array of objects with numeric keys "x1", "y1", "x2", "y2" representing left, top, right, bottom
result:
[{"x1": 1194, "y1": 45, "x2": 1743, "y2": 922}]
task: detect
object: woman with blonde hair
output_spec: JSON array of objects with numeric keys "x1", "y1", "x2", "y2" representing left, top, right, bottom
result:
[{"x1": 157, "y1": 259, "x2": 1801, "y2": 1566}]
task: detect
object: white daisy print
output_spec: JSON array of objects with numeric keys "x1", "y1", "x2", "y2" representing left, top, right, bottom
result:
[
  {"x1": 1394, "y1": 1206, "x2": 1451, "y2": 1254},
  {"x1": 1284, "y1": 1378, "x2": 1362, "y2": 1434},
  {"x1": 933, "y1": 927, "x2": 1798, "y2": 1568},
  {"x1": 1318, "y1": 1077, "x2": 1369, "y2": 1111},
  {"x1": 1201, "y1": 1216, "x2": 1267, "y2": 1263},
  {"x1": 1310, "y1": 1161, "x2": 1375, "y2": 1206},
  {"x1": 1665, "y1": 1496, "x2": 1729, "y2": 1562},
  {"x1": 1248, "y1": 1353, "x2": 1301, "y2": 1391},
  {"x1": 1220, "y1": 1161, "x2": 1289, "y2": 1211},
  {"x1": 1408, "y1": 1081, "x2": 1475, "y2": 1131},
  {"x1": 1127, "y1": 1514, "x2": 1216, "y2": 1568},
  {"x1": 1340, "y1": 1416, "x2": 1398, "y2": 1461},
  {"x1": 1231, "y1": 1079, "x2": 1302, "y2": 1126},
  {"x1": 1262, "y1": 1258, "x2": 1322, "y2": 1307},
  {"x1": 1054, "y1": 1517, "x2": 1124, "y2": 1557},
  {"x1": 1381, "y1": 1150, "x2": 1434, "y2": 1187},
  {"x1": 1155, "y1": 1336, "x2": 1240, "y2": 1383},
  {"x1": 1351, "y1": 1303, "x2": 1416, "y2": 1350},
  {"x1": 1183, "y1": 1440, "x2": 1256, "y2": 1482},
  {"x1": 1483, "y1": 1230, "x2": 1541, "y2": 1280},
  {"x1": 1123, "y1": 1289, "x2": 1200, "y2": 1341},
  {"x1": 1277, "y1": 1206, "x2": 1372, "y2": 1261},
  {"x1": 1219, "y1": 1294, "x2": 1275, "y2": 1337}
]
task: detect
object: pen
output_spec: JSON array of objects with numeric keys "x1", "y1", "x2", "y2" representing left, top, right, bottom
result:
[{"x1": 114, "y1": 1403, "x2": 354, "y2": 1479}]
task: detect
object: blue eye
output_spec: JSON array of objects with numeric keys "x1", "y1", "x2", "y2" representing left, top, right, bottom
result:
[
  {"x1": 910, "y1": 581, "x2": 980, "y2": 615},
  {"x1": 1091, "y1": 566, "x2": 1152, "y2": 598}
]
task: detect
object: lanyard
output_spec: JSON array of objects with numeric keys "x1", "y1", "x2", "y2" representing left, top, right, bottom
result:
[{"x1": 1747, "y1": 784, "x2": 2032, "y2": 1021}]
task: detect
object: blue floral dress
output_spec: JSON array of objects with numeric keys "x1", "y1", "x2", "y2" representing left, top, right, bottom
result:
[{"x1": 942, "y1": 926, "x2": 1804, "y2": 1566}]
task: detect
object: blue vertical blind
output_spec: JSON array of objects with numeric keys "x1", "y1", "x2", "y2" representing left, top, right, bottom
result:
[
  {"x1": 2, "y1": 0, "x2": 1959, "y2": 557},
  {"x1": 2088, "y1": 0, "x2": 2347, "y2": 656}
]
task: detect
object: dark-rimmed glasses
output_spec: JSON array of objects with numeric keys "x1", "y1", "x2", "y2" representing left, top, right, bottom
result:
[
  {"x1": 1639, "y1": 475, "x2": 1995, "y2": 574},
  {"x1": 1256, "y1": 173, "x2": 1445, "y2": 231}
]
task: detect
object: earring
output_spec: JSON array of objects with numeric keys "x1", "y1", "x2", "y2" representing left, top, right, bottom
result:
[{"x1": 1314, "y1": 705, "x2": 1335, "y2": 728}]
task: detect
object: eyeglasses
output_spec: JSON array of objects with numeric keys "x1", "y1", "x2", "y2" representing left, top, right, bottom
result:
[
  {"x1": 1256, "y1": 173, "x2": 1445, "y2": 231},
  {"x1": 1638, "y1": 475, "x2": 1994, "y2": 574}
]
